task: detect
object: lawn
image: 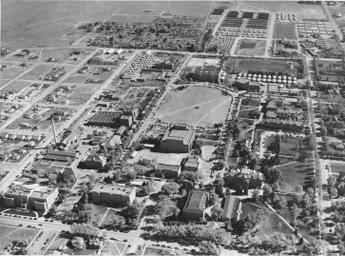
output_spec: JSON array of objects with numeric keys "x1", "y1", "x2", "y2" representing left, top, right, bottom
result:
[
  {"x1": 4, "y1": 208, "x2": 37, "y2": 217},
  {"x1": 256, "y1": 212, "x2": 292, "y2": 238},
  {"x1": 156, "y1": 86, "x2": 232, "y2": 127},
  {"x1": 235, "y1": 39, "x2": 266, "y2": 56},
  {"x1": 143, "y1": 246, "x2": 174, "y2": 256},
  {"x1": 100, "y1": 241, "x2": 123, "y2": 255},
  {"x1": 240, "y1": 201, "x2": 263, "y2": 219},
  {"x1": 264, "y1": 135, "x2": 300, "y2": 157},
  {"x1": 238, "y1": 109, "x2": 259, "y2": 120},
  {"x1": 1, "y1": 66, "x2": 29, "y2": 80},
  {"x1": 273, "y1": 22, "x2": 297, "y2": 39},
  {"x1": 101, "y1": 208, "x2": 118, "y2": 226},
  {"x1": 0, "y1": 225, "x2": 39, "y2": 250},
  {"x1": 277, "y1": 162, "x2": 314, "y2": 192},
  {"x1": 330, "y1": 164, "x2": 345, "y2": 175},
  {"x1": 63, "y1": 75, "x2": 88, "y2": 84}
]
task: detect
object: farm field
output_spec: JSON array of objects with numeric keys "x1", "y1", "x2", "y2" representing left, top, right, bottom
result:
[
  {"x1": 233, "y1": 1, "x2": 326, "y2": 20},
  {"x1": 273, "y1": 22, "x2": 297, "y2": 39},
  {"x1": 1, "y1": 1, "x2": 212, "y2": 49},
  {"x1": 235, "y1": 39, "x2": 266, "y2": 56},
  {"x1": 0, "y1": 224, "x2": 39, "y2": 251},
  {"x1": 277, "y1": 161, "x2": 315, "y2": 192},
  {"x1": 18, "y1": 64, "x2": 54, "y2": 81},
  {"x1": 156, "y1": 86, "x2": 232, "y2": 127}
]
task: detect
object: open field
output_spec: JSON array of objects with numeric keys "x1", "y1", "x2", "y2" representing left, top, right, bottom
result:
[
  {"x1": 156, "y1": 86, "x2": 232, "y2": 127},
  {"x1": 277, "y1": 162, "x2": 314, "y2": 192},
  {"x1": 235, "y1": 39, "x2": 266, "y2": 56},
  {"x1": 0, "y1": 81, "x2": 31, "y2": 94},
  {"x1": 2, "y1": 1, "x2": 211, "y2": 49},
  {"x1": 131, "y1": 149, "x2": 188, "y2": 166},
  {"x1": 18, "y1": 64, "x2": 53, "y2": 81},
  {"x1": 226, "y1": 58, "x2": 303, "y2": 77},
  {"x1": 0, "y1": 224, "x2": 39, "y2": 250},
  {"x1": 233, "y1": 1, "x2": 326, "y2": 20},
  {"x1": 273, "y1": 22, "x2": 297, "y2": 39},
  {"x1": 0, "y1": 65, "x2": 31, "y2": 80}
]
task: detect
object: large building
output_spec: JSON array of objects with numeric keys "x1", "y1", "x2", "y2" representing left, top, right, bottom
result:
[
  {"x1": 161, "y1": 125, "x2": 195, "y2": 153},
  {"x1": 183, "y1": 190, "x2": 207, "y2": 220},
  {"x1": 187, "y1": 66, "x2": 220, "y2": 83},
  {"x1": 181, "y1": 157, "x2": 199, "y2": 172},
  {"x1": 4, "y1": 185, "x2": 59, "y2": 211},
  {"x1": 80, "y1": 155, "x2": 107, "y2": 170},
  {"x1": 91, "y1": 183, "x2": 136, "y2": 207},
  {"x1": 224, "y1": 167, "x2": 264, "y2": 194},
  {"x1": 155, "y1": 164, "x2": 181, "y2": 180},
  {"x1": 87, "y1": 111, "x2": 122, "y2": 128}
]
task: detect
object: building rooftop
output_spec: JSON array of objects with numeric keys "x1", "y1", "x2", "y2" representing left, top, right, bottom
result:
[
  {"x1": 184, "y1": 190, "x2": 206, "y2": 212},
  {"x1": 162, "y1": 127, "x2": 195, "y2": 145},
  {"x1": 30, "y1": 186, "x2": 58, "y2": 200},
  {"x1": 91, "y1": 183, "x2": 135, "y2": 196},
  {"x1": 156, "y1": 164, "x2": 180, "y2": 172}
]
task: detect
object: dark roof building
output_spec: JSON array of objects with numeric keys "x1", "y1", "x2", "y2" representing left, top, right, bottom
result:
[
  {"x1": 88, "y1": 111, "x2": 122, "y2": 128},
  {"x1": 155, "y1": 164, "x2": 181, "y2": 180},
  {"x1": 81, "y1": 155, "x2": 106, "y2": 170},
  {"x1": 161, "y1": 125, "x2": 195, "y2": 153},
  {"x1": 181, "y1": 157, "x2": 199, "y2": 172},
  {"x1": 183, "y1": 190, "x2": 207, "y2": 220}
]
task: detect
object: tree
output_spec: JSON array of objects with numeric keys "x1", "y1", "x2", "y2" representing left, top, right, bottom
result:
[
  {"x1": 199, "y1": 241, "x2": 220, "y2": 255},
  {"x1": 263, "y1": 167, "x2": 282, "y2": 184},
  {"x1": 70, "y1": 223, "x2": 99, "y2": 236},
  {"x1": 161, "y1": 182, "x2": 180, "y2": 195},
  {"x1": 295, "y1": 185, "x2": 304, "y2": 194},
  {"x1": 110, "y1": 215, "x2": 126, "y2": 229},
  {"x1": 48, "y1": 173, "x2": 57, "y2": 185},
  {"x1": 208, "y1": 192, "x2": 219, "y2": 206},
  {"x1": 211, "y1": 206, "x2": 224, "y2": 221},
  {"x1": 252, "y1": 189, "x2": 260, "y2": 202},
  {"x1": 180, "y1": 171, "x2": 198, "y2": 183},
  {"x1": 125, "y1": 199, "x2": 144, "y2": 222},
  {"x1": 263, "y1": 185, "x2": 273, "y2": 201}
]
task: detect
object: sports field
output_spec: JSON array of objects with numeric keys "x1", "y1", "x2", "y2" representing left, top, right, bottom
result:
[
  {"x1": 273, "y1": 23, "x2": 297, "y2": 39},
  {"x1": 156, "y1": 86, "x2": 232, "y2": 127},
  {"x1": 227, "y1": 58, "x2": 302, "y2": 77}
]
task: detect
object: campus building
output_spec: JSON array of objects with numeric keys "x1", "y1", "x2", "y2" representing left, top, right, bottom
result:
[
  {"x1": 91, "y1": 183, "x2": 136, "y2": 207},
  {"x1": 161, "y1": 125, "x2": 195, "y2": 153},
  {"x1": 180, "y1": 157, "x2": 199, "y2": 172},
  {"x1": 224, "y1": 167, "x2": 264, "y2": 194},
  {"x1": 4, "y1": 185, "x2": 59, "y2": 211},
  {"x1": 183, "y1": 190, "x2": 207, "y2": 220},
  {"x1": 81, "y1": 155, "x2": 107, "y2": 170},
  {"x1": 154, "y1": 163, "x2": 181, "y2": 180}
]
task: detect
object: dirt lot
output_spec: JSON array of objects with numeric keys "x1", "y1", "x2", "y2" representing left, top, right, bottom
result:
[
  {"x1": 273, "y1": 22, "x2": 297, "y2": 39},
  {"x1": 156, "y1": 86, "x2": 232, "y2": 127},
  {"x1": 235, "y1": 39, "x2": 266, "y2": 56}
]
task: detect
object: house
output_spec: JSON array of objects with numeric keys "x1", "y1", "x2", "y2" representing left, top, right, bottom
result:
[
  {"x1": 183, "y1": 190, "x2": 207, "y2": 220},
  {"x1": 161, "y1": 125, "x2": 195, "y2": 153},
  {"x1": 155, "y1": 164, "x2": 181, "y2": 180},
  {"x1": 81, "y1": 155, "x2": 106, "y2": 170},
  {"x1": 91, "y1": 182, "x2": 136, "y2": 207}
]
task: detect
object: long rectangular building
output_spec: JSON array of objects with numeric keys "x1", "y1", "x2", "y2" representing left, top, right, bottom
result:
[
  {"x1": 91, "y1": 183, "x2": 136, "y2": 207},
  {"x1": 183, "y1": 190, "x2": 207, "y2": 220},
  {"x1": 161, "y1": 125, "x2": 195, "y2": 153}
]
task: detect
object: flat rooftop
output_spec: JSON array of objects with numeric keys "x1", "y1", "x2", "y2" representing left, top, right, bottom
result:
[
  {"x1": 162, "y1": 127, "x2": 195, "y2": 145},
  {"x1": 184, "y1": 190, "x2": 206, "y2": 212},
  {"x1": 91, "y1": 183, "x2": 135, "y2": 196}
]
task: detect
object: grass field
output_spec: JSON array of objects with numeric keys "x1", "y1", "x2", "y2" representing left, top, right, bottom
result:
[
  {"x1": 1, "y1": 66, "x2": 30, "y2": 80},
  {"x1": 277, "y1": 162, "x2": 314, "y2": 192},
  {"x1": 264, "y1": 135, "x2": 300, "y2": 157},
  {"x1": 273, "y1": 23, "x2": 297, "y2": 39},
  {"x1": 0, "y1": 81, "x2": 31, "y2": 94},
  {"x1": 256, "y1": 212, "x2": 292, "y2": 238},
  {"x1": 240, "y1": 201, "x2": 263, "y2": 219},
  {"x1": 156, "y1": 86, "x2": 232, "y2": 127},
  {"x1": 235, "y1": 39, "x2": 266, "y2": 56},
  {"x1": 101, "y1": 240, "x2": 127, "y2": 255},
  {"x1": 330, "y1": 163, "x2": 345, "y2": 175},
  {"x1": 63, "y1": 75, "x2": 88, "y2": 84},
  {"x1": 0, "y1": 225, "x2": 39, "y2": 250},
  {"x1": 19, "y1": 64, "x2": 53, "y2": 81},
  {"x1": 227, "y1": 58, "x2": 302, "y2": 77}
]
